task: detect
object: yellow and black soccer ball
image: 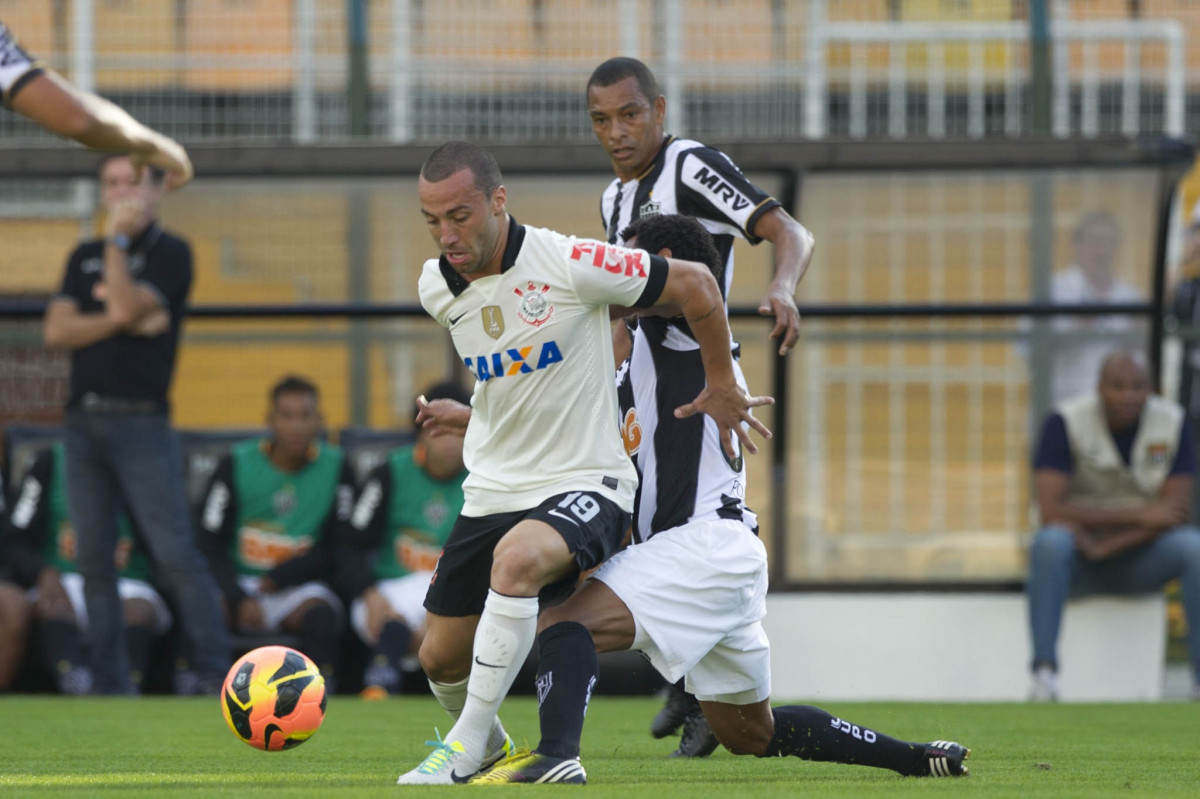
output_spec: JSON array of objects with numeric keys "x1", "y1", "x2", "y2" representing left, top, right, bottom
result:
[{"x1": 221, "y1": 645, "x2": 326, "y2": 751}]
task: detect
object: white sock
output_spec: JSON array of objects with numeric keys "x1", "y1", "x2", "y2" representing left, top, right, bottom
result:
[
  {"x1": 446, "y1": 590, "x2": 538, "y2": 762},
  {"x1": 429, "y1": 676, "x2": 509, "y2": 754}
]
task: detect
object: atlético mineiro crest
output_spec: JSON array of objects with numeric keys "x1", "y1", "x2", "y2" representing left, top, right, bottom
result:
[
  {"x1": 639, "y1": 199, "x2": 661, "y2": 219},
  {"x1": 514, "y1": 282, "x2": 554, "y2": 327}
]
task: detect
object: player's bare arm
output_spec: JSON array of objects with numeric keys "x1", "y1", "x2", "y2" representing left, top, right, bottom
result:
[
  {"x1": 10, "y1": 71, "x2": 193, "y2": 189},
  {"x1": 752, "y1": 207, "x2": 814, "y2": 357},
  {"x1": 653, "y1": 258, "x2": 773, "y2": 457}
]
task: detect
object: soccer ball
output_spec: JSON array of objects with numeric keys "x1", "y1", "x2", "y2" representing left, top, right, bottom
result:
[{"x1": 221, "y1": 645, "x2": 327, "y2": 751}]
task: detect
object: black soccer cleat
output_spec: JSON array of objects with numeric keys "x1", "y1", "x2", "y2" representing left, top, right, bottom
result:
[
  {"x1": 919, "y1": 740, "x2": 970, "y2": 777},
  {"x1": 671, "y1": 707, "x2": 719, "y2": 758},
  {"x1": 651, "y1": 682, "x2": 699, "y2": 739}
]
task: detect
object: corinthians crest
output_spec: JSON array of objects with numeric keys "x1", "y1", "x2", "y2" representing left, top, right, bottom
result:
[{"x1": 514, "y1": 282, "x2": 554, "y2": 327}]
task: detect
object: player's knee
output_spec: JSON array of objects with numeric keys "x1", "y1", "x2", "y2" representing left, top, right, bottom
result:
[
  {"x1": 490, "y1": 546, "x2": 553, "y2": 595},
  {"x1": 418, "y1": 636, "x2": 469, "y2": 683},
  {"x1": 714, "y1": 725, "x2": 772, "y2": 757}
]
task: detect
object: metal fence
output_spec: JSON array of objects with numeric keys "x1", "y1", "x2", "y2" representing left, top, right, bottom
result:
[{"x1": 1, "y1": 0, "x2": 1199, "y2": 144}]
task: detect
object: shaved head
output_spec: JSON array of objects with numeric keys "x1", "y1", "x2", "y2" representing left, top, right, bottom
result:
[
  {"x1": 1097, "y1": 349, "x2": 1151, "y2": 431},
  {"x1": 1098, "y1": 349, "x2": 1149, "y2": 385}
]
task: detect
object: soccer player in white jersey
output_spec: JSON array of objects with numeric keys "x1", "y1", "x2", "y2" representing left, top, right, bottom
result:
[
  {"x1": 470, "y1": 215, "x2": 970, "y2": 784},
  {"x1": 1, "y1": 21, "x2": 191, "y2": 188},
  {"x1": 396, "y1": 142, "x2": 773, "y2": 785}
]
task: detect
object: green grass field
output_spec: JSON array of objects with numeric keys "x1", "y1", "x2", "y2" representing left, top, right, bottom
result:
[{"x1": 1, "y1": 696, "x2": 1198, "y2": 798}]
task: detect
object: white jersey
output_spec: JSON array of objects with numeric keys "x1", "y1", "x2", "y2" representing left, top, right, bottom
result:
[
  {"x1": 600, "y1": 135, "x2": 780, "y2": 299},
  {"x1": 418, "y1": 217, "x2": 668, "y2": 516},
  {"x1": 616, "y1": 317, "x2": 758, "y2": 543},
  {"x1": 0, "y1": 23, "x2": 42, "y2": 107}
]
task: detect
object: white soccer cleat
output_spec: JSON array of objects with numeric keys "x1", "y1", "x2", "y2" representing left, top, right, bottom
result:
[
  {"x1": 480, "y1": 733, "x2": 517, "y2": 771},
  {"x1": 397, "y1": 734, "x2": 481, "y2": 785}
]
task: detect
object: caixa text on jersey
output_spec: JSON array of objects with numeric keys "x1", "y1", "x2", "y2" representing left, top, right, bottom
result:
[{"x1": 463, "y1": 341, "x2": 565, "y2": 382}]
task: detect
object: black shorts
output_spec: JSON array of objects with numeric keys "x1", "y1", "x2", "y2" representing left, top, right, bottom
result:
[{"x1": 423, "y1": 491, "x2": 631, "y2": 617}]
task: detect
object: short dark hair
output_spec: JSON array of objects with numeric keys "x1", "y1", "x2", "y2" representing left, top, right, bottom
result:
[
  {"x1": 98, "y1": 152, "x2": 166, "y2": 185},
  {"x1": 412, "y1": 380, "x2": 472, "y2": 424},
  {"x1": 270, "y1": 374, "x2": 319, "y2": 406},
  {"x1": 621, "y1": 214, "x2": 723, "y2": 284},
  {"x1": 1073, "y1": 210, "x2": 1119, "y2": 243},
  {"x1": 587, "y1": 57, "x2": 660, "y2": 103},
  {"x1": 420, "y1": 141, "x2": 503, "y2": 197}
]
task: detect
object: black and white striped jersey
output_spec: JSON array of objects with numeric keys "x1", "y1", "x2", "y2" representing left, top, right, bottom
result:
[
  {"x1": 617, "y1": 317, "x2": 757, "y2": 544},
  {"x1": 0, "y1": 23, "x2": 43, "y2": 107},
  {"x1": 600, "y1": 135, "x2": 780, "y2": 299}
]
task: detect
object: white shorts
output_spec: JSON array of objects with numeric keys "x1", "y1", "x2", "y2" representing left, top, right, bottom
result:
[
  {"x1": 350, "y1": 572, "x2": 431, "y2": 644},
  {"x1": 238, "y1": 576, "x2": 343, "y2": 632},
  {"x1": 40, "y1": 572, "x2": 174, "y2": 636},
  {"x1": 593, "y1": 518, "x2": 771, "y2": 704}
]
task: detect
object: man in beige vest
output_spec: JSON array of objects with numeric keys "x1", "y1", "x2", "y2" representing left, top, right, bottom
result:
[{"x1": 1028, "y1": 350, "x2": 1200, "y2": 700}]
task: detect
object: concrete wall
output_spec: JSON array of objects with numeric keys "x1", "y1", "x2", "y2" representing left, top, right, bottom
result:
[{"x1": 764, "y1": 593, "x2": 1166, "y2": 702}]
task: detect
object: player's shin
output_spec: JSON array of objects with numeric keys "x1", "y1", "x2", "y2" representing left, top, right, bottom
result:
[
  {"x1": 448, "y1": 590, "x2": 538, "y2": 762},
  {"x1": 762, "y1": 705, "x2": 927, "y2": 775},
  {"x1": 535, "y1": 621, "x2": 597, "y2": 759}
]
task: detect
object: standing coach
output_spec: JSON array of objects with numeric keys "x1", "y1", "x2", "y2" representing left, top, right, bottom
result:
[{"x1": 43, "y1": 153, "x2": 229, "y2": 694}]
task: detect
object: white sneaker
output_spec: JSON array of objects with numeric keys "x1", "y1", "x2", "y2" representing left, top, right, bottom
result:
[
  {"x1": 397, "y1": 735, "x2": 481, "y2": 785},
  {"x1": 1029, "y1": 666, "x2": 1059, "y2": 702}
]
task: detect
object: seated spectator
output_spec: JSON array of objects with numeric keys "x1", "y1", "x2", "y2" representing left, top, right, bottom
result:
[
  {"x1": 1028, "y1": 349, "x2": 1200, "y2": 700},
  {"x1": 339, "y1": 381, "x2": 471, "y2": 698},
  {"x1": 0, "y1": 472, "x2": 27, "y2": 692},
  {"x1": 197, "y1": 375, "x2": 353, "y2": 689},
  {"x1": 1, "y1": 442, "x2": 171, "y2": 694}
]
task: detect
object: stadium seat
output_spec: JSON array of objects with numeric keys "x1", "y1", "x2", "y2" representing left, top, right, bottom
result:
[
  {"x1": 177, "y1": 428, "x2": 267, "y2": 509},
  {"x1": 2, "y1": 423, "x2": 63, "y2": 488},
  {"x1": 337, "y1": 426, "x2": 414, "y2": 484}
]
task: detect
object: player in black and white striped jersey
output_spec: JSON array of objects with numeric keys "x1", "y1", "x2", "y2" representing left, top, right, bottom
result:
[
  {"x1": 589, "y1": 57, "x2": 814, "y2": 362},
  {"x1": 588, "y1": 55, "x2": 814, "y2": 752},
  {"x1": 470, "y1": 215, "x2": 969, "y2": 784}
]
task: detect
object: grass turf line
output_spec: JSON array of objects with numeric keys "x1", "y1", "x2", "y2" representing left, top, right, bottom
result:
[{"x1": 1, "y1": 697, "x2": 1198, "y2": 797}]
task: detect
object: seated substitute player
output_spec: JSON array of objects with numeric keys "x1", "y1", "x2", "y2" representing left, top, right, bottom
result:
[
  {"x1": 471, "y1": 214, "x2": 970, "y2": 784},
  {"x1": 1, "y1": 441, "x2": 171, "y2": 694},
  {"x1": 198, "y1": 375, "x2": 354, "y2": 687},
  {"x1": 397, "y1": 141, "x2": 771, "y2": 785},
  {"x1": 0, "y1": 475, "x2": 31, "y2": 693},
  {"x1": 1, "y1": 21, "x2": 191, "y2": 187},
  {"x1": 338, "y1": 380, "x2": 472, "y2": 698}
]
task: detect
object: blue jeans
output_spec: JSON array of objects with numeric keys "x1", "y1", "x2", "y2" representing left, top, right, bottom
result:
[
  {"x1": 65, "y1": 411, "x2": 230, "y2": 694},
  {"x1": 1027, "y1": 522, "x2": 1200, "y2": 682}
]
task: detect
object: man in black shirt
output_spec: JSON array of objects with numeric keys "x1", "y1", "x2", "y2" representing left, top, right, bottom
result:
[{"x1": 42, "y1": 154, "x2": 230, "y2": 694}]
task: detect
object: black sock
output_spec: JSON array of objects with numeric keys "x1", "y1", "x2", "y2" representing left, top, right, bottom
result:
[
  {"x1": 125, "y1": 624, "x2": 155, "y2": 690},
  {"x1": 535, "y1": 622, "x2": 597, "y2": 759},
  {"x1": 299, "y1": 603, "x2": 341, "y2": 685},
  {"x1": 762, "y1": 705, "x2": 925, "y2": 775},
  {"x1": 376, "y1": 620, "x2": 412, "y2": 669},
  {"x1": 40, "y1": 619, "x2": 85, "y2": 676}
]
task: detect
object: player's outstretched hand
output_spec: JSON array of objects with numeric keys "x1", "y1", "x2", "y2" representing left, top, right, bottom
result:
[
  {"x1": 757, "y1": 287, "x2": 801, "y2": 356},
  {"x1": 416, "y1": 394, "x2": 472, "y2": 437},
  {"x1": 675, "y1": 384, "x2": 773, "y2": 458},
  {"x1": 132, "y1": 132, "x2": 194, "y2": 191}
]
